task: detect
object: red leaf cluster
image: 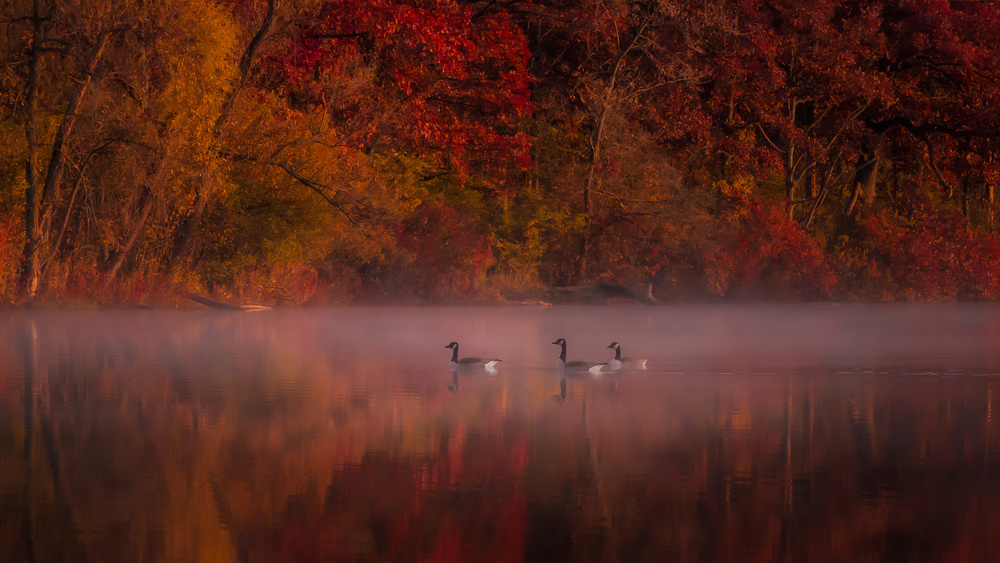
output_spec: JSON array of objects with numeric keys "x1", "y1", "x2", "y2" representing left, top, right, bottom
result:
[{"x1": 255, "y1": 0, "x2": 533, "y2": 171}]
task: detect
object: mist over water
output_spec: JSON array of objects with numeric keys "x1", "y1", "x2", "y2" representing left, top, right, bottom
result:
[
  {"x1": 7, "y1": 303, "x2": 1000, "y2": 373},
  {"x1": 3, "y1": 304, "x2": 1000, "y2": 561}
]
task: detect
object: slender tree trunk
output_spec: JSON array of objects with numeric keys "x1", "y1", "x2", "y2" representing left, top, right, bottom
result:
[
  {"x1": 169, "y1": 171, "x2": 215, "y2": 266},
  {"x1": 168, "y1": 0, "x2": 275, "y2": 268},
  {"x1": 961, "y1": 176, "x2": 970, "y2": 225},
  {"x1": 39, "y1": 32, "x2": 111, "y2": 229},
  {"x1": 106, "y1": 185, "x2": 156, "y2": 283},
  {"x1": 803, "y1": 185, "x2": 828, "y2": 231},
  {"x1": 574, "y1": 17, "x2": 650, "y2": 283},
  {"x1": 785, "y1": 141, "x2": 796, "y2": 220},
  {"x1": 784, "y1": 98, "x2": 804, "y2": 221},
  {"x1": 19, "y1": 24, "x2": 111, "y2": 297},
  {"x1": 845, "y1": 156, "x2": 879, "y2": 219},
  {"x1": 577, "y1": 109, "x2": 605, "y2": 281},
  {"x1": 19, "y1": 0, "x2": 44, "y2": 297},
  {"x1": 38, "y1": 177, "x2": 83, "y2": 273},
  {"x1": 844, "y1": 183, "x2": 861, "y2": 219},
  {"x1": 988, "y1": 183, "x2": 995, "y2": 231}
]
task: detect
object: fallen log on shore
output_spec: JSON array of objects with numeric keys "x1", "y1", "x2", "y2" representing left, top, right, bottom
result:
[
  {"x1": 546, "y1": 282, "x2": 660, "y2": 305},
  {"x1": 189, "y1": 293, "x2": 272, "y2": 311}
]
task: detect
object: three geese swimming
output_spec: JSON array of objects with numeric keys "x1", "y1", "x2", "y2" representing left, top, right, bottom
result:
[{"x1": 445, "y1": 339, "x2": 647, "y2": 373}]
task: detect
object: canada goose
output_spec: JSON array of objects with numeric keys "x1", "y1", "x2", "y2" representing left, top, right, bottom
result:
[
  {"x1": 607, "y1": 342, "x2": 648, "y2": 371},
  {"x1": 445, "y1": 342, "x2": 501, "y2": 372},
  {"x1": 552, "y1": 338, "x2": 606, "y2": 375}
]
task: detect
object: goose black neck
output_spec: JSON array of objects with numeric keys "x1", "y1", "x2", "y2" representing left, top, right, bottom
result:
[
  {"x1": 558, "y1": 341, "x2": 567, "y2": 362},
  {"x1": 614, "y1": 347, "x2": 622, "y2": 360},
  {"x1": 450, "y1": 345, "x2": 459, "y2": 363}
]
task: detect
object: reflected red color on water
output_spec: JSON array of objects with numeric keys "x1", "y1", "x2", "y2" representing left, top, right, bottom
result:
[{"x1": 2, "y1": 305, "x2": 1000, "y2": 561}]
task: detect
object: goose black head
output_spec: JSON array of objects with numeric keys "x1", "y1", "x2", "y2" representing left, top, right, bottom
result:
[
  {"x1": 445, "y1": 342, "x2": 459, "y2": 349},
  {"x1": 608, "y1": 342, "x2": 620, "y2": 349},
  {"x1": 552, "y1": 338, "x2": 568, "y2": 362}
]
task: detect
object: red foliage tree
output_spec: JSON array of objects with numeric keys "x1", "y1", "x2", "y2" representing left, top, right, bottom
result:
[
  {"x1": 247, "y1": 0, "x2": 533, "y2": 172},
  {"x1": 838, "y1": 190, "x2": 1000, "y2": 301},
  {"x1": 716, "y1": 192, "x2": 838, "y2": 300},
  {"x1": 394, "y1": 198, "x2": 495, "y2": 299}
]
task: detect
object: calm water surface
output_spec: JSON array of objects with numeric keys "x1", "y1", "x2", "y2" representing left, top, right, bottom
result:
[{"x1": 3, "y1": 304, "x2": 1000, "y2": 562}]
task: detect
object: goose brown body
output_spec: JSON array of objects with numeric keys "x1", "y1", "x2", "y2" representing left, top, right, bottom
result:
[
  {"x1": 445, "y1": 342, "x2": 501, "y2": 371},
  {"x1": 607, "y1": 342, "x2": 648, "y2": 371},
  {"x1": 552, "y1": 338, "x2": 606, "y2": 375}
]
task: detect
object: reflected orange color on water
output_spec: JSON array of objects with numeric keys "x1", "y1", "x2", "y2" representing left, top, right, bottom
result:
[{"x1": 2, "y1": 306, "x2": 1000, "y2": 561}]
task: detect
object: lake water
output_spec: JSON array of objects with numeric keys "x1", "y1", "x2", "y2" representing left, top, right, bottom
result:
[{"x1": 3, "y1": 304, "x2": 1000, "y2": 562}]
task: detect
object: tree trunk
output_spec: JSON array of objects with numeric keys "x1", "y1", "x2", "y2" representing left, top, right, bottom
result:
[
  {"x1": 577, "y1": 109, "x2": 604, "y2": 282},
  {"x1": 169, "y1": 171, "x2": 216, "y2": 266},
  {"x1": 39, "y1": 32, "x2": 111, "y2": 228},
  {"x1": 845, "y1": 156, "x2": 879, "y2": 219},
  {"x1": 19, "y1": 24, "x2": 111, "y2": 297},
  {"x1": 785, "y1": 141, "x2": 796, "y2": 220},
  {"x1": 105, "y1": 185, "x2": 156, "y2": 284},
  {"x1": 961, "y1": 176, "x2": 970, "y2": 225},
  {"x1": 574, "y1": 14, "x2": 650, "y2": 283},
  {"x1": 168, "y1": 0, "x2": 275, "y2": 269},
  {"x1": 18, "y1": 0, "x2": 44, "y2": 297},
  {"x1": 103, "y1": 144, "x2": 171, "y2": 282},
  {"x1": 989, "y1": 183, "x2": 995, "y2": 231},
  {"x1": 573, "y1": 16, "x2": 650, "y2": 283}
]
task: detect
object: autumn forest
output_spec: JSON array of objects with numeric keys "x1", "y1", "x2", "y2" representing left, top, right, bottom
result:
[{"x1": 3, "y1": 0, "x2": 1000, "y2": 306}]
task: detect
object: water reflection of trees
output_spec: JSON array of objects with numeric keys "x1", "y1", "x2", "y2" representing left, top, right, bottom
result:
[{"x1": 2, "y1": 314, "x2": 1000, "y2": 561}]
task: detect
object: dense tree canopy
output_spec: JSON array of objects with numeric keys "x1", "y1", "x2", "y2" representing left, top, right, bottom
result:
[{"x1": 1, "y1": 0, "x2": 1000, "y2": 305}]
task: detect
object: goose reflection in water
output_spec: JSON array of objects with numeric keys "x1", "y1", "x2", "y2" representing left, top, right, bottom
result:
[{"x1": 555, "y1": 372, "x2": 622, "y2": 401}]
